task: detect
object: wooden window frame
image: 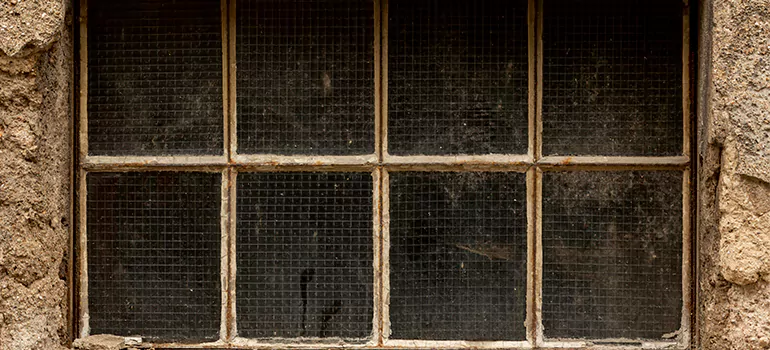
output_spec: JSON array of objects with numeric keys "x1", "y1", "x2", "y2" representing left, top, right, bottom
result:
[{"x1": 75, "y1": 0, "x2": 695, "y2": 348}]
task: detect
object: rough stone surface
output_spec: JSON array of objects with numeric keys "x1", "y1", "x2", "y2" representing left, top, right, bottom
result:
[
  {"x1": 700, "y1": 0, "x2": 770, "y2": 348},
  {"x1": 0, "y1": 0, "x2": 71, "y2": 349},
  {"x1": 0, "y1": 0, "x2": 65, "y2": 57}
]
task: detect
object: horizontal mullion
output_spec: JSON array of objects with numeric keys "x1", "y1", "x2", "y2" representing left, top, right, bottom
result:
[
  {"x1": 82, "y1": 154, "x2": 689, "y2": 171},
  {"x1": 119, "y1": 341, "x2": 680, "y2": 350},
  {"x1": 540, "y1": 340, "x2": 678, "y2": 349},
  {"x1": 537, "y1": 155, "x2": 689, "y2": 169},
  {"x1": 383, "y1": 340, "x2": 531, "y2": 349},
  {"x1": 82, "y1": 155, "x2": 228, "y2": 171},
  {"x1": 229, "y1": 337, "x2": 375, "y2": 348},
  {"x1": 231, "y1": 154, "x2": 378, "y2": 167},
  {"x1": 383, "y1": 154, "x2": 531, "y2": 172}
]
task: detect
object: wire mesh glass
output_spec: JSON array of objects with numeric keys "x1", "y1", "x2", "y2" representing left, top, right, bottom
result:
[
  {"x1": 86, "y1": 172, "x2": 222, "y2": 342},
  {"x1": 87, "y1": 0, "x2": 224, "y2": 156},
  {"x1": 387, "y1": 0, "x2": 529, "y2": 155},
  {"x1": 236, "y1": 172, "x2": 374, "y2": 339},
  {"x1": 541, "y1": 171, "x2": 682, "y2": 339},
  {"x1": 541, "y1": 0, "x2": 683, "y2": 156},
  {"x1": 388, "y1": 172, "x2": 528, "y2": 340},
  {"x1": 236, "y1": 0, "x2": 375, "y2": 155}
]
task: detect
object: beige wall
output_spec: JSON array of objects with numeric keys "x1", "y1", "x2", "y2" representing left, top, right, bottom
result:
[
  {"x1": 699, "y1": 0, "x2": 770, "y2": 348},
  {"x1": 0, "y1": 0, "x2": 72, "y2": 349},
  {"x1": 2, "y1": 0, "x2": 770, "y2": 348}
]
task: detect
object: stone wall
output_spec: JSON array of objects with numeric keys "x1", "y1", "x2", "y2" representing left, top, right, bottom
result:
[
  {"x1": 698, "y1": 0, "x2": 770, "y2": 348},
  {"x1": 1, "y1": 0, "x2": 770, "y2": 349},
  {"x1": 0, "y1": 0, "x2": 72, "y2": 349}
]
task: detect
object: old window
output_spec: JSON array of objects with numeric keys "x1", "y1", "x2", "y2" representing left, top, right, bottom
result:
[{"x1": 77, "y1": 0, "x2": 693, "y2": 348}]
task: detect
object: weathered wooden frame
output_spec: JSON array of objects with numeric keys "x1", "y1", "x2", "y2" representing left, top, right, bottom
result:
[{"x1": 75, "y1": 0, "x2": 695, "y2": 348}]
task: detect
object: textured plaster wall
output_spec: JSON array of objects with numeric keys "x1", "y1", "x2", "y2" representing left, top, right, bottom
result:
[
  {"x1": 699, "y1": 0, "x2": 770, "y2": 348},
  {"x1": 0, "y1": 0, "x2": 72, "y2": 349}
]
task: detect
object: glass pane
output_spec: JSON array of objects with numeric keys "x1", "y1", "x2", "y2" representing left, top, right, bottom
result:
[
  {"x1": 389, "y1": 172, "x2": 527, "y2": 340},
  {"x1": 236, "y1": 172, "x2": 374, "y2": 339},
  {"x1": 388, "y1": 0, "x2": 529, "y2": 155},
  {"x1": 542, "y1": 171, "x2": 682, "y2": 339},
  {"x1": 87, "y1": 172, "x2": 221, "y2": 342},
  {"x1": 542, "y1": 0, "x2": 682, "y2": 156},
  {"x1": 236, "y1": 0, "x2": 375, "y2": 155},
  {"x1": 87, "y1": 0, "x2": 224, "y2": 156}
]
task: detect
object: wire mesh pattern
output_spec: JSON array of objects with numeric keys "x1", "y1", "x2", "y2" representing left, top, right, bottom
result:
[
  {"x1": 86, "y1": 172, "x2": 221, "y2": 342},
  {"x1": 236, "y1": 172, "x2": 374, "y2": 339},
  {"x1": 388, "y1": 172, "x2": 527, "y2": 340},
  {"x1": 387, "y1": 0, "x2": 529, "y2": 155},
  {"x1": 236, "y1": 0, "x2": 375, "y2": 155},
  {"x1": 541, "y1": 171, "x2": 682, "y2": 339},
  {"x1": 542, "y1": 0, "x2": 682, "y2": 156},
  {"x1": 87, "y1": 0, "x2": 224, "y2": 156}
]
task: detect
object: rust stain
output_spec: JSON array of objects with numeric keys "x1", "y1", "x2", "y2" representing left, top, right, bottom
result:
[{"x1": 560, "y1": 156, "x2": 574, "y2": 165}]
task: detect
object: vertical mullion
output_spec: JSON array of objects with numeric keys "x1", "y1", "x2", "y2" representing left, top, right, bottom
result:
[
  {"x1": 220, "y1": 169, "x2": 232, "y2": 341},
  {"x1": 528, "y1": 0, "x2": 537, "y2": 163},
  {"x1": 374, "y1": 0, "x2": 383, "y2": 163},
  {"x1": 529, "y1": 0, "x2": 545, "y2": 346},
  {"x1": 533, "y1": 167, "x2": 544, "y2": 346},
  {"x1": 380, "y1": 0, "x2": 389, "y2": 160},
  {"x1": 682, "y1": 0, "x2": 691, "y2": 160},
  {"x1": 77, "y1": 168, "x2": 90, "y2": 339},
  {"x1": 681, "y1": 2, "x2": 692, "y2": 346},
  {"x1": 525, "y1": 167, "x2": 536, "y2": 344},
  {"x1": 79, "y1": 0, "x2": 89, "y2": 161},
  {"x1": 681, "y1": 168, "x2": 692, "y2": 347},
  {"x1": 378, "y1": 0, "x2": 390, "y2": 344},
  {"x1": 221, "y1": 0, "x2": 230, "y2": 159},
  {"x1": 534, "y1": 0, "x2": 544, "y2": 163},
  {"x1": 228, "y1": 0, "x2": 238, "y2": 159},
  {"x1": 77, "y1": 0, "x2": 90, "y2": 339},
  {"x1": 380, "y1": 169, "x2": 391, "y2": 343},
  {"x1": 227, "y1": 168, "x2": 238, "y2": 341},
  {"x1": 372, "y1": 168, "x2": 384, "y2": 345}
]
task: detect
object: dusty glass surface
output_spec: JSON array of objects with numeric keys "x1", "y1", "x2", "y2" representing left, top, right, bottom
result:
[
  {"x1": 388, "y1": 172, "x2": 527, "y2": 340},
  {"x1": 542, "y1": 0, "x2": 682, "y2": 156},
  {"x1": 542, "y1": 171, "x2": 682, "y2": 339},
  {"x1": 388, "y1": 0, "x2": 529, "y2": 155},
  {"x1": 87, "y1": 0, "x2": 224, "y2": 156},
  {"x1": 87, "y1": 172, "x2": 221, "y2": 342},
  {"x1": 236, "y1": 172, "x2": 374, "y2": 339},
  {"x1": 236, "y1": 0, "x2": 375, "y2": 155}
]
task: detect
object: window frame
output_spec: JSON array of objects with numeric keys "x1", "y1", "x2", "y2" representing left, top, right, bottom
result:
[{"x1": 74, "y1": 0, "x2": 695, "y2": 348}]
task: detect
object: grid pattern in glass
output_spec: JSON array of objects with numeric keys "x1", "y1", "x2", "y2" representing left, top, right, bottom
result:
[
  {"x1": 541, "y1": 171, "x2": 683, "y2": 339},
  {"x1": 387, "y1": 0, "x2": 529, "y2": 155},
  {"x1": 86, "y1": 172, "x2": 221, "y2": 342},
  {"x1": 541, "y1": 0, "x2": 683, "y2": 156},
  {"x1": 236, "y1": 0, "x2": 375, "y2": 155},
  {"x1": 87, "y1": 0, "x2": 224, "y2": 156},
  {"x1": 236, "y1": 172, "x2": 374, "y2": 339},
  {"x1": 388, "y1": 172, "x2": 528, "y2": 340}
]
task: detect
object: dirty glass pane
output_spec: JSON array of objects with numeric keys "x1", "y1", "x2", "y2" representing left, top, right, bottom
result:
[
  {"x1": 87, "y1": 0, "x2": 224, "y2": 156},
  {"x1": 236, "y1": 172, "x2": 373, "y2": 339},
  {"x1": 388, "y1": 172, "x2": 527, "y2": 340},
  {"x1": 388, "y1": 0, "x2": 529, "y2": 155},
  {"x1": 87, "y1": 172, "x2": 221, "y2": 342},
  {"x1": 236, "y1": 0, "x2": 375, "y2": 155},
  {"x1": 542, "y1": 171, "x2": 682, "y2": 339},
  {"x1": 542, "y1": 0, "x2": 682, "y2": 156}
]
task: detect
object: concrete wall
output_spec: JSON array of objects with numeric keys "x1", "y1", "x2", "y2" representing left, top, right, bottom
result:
[
  {"x1": 1, "y1": 0, "x2": 770, "y2": 349},
  {"x1": 0, "y1": 0, "x2": 72, "y2": 349}
]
